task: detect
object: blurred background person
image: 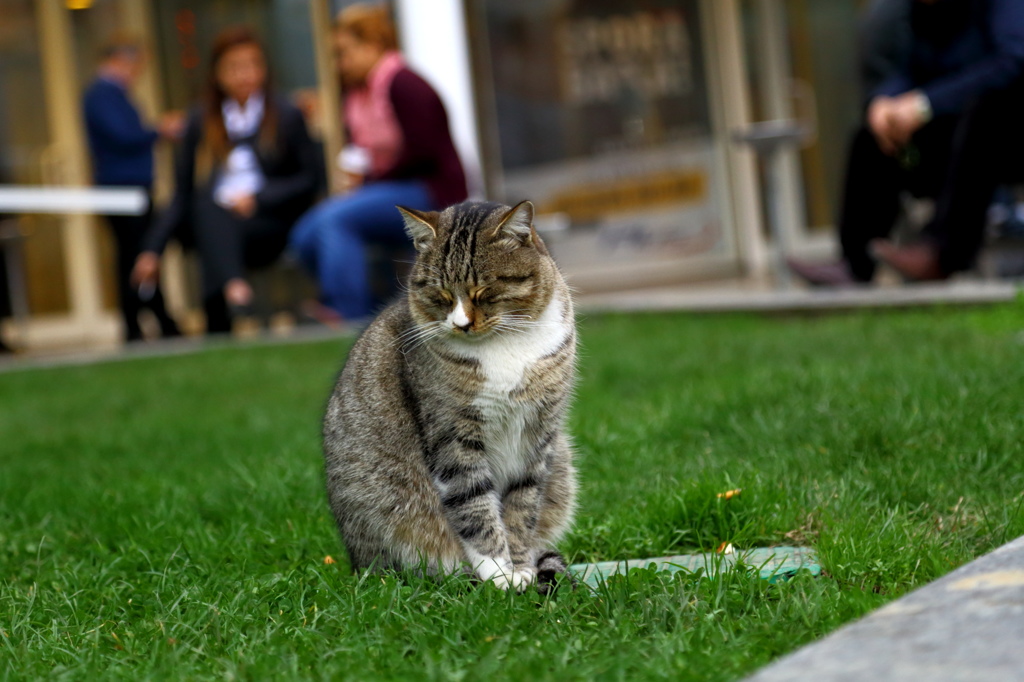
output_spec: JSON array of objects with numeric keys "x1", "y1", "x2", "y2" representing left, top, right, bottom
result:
[
  {"x1": 790, "y1": 0, "x2": 1024, "y2": 285},
  {"x1": 133, "y1": 26, "x2": 318, "y2": 334},
  {"x1": 859, "y1": 0, "x2": 913, "y2": 98},
  {"x1": 288, "y1": 3, "x2": 467, "y2": 325},
  {"x1": 83, "y1": 35, "x2": 182, "y2": 342}
]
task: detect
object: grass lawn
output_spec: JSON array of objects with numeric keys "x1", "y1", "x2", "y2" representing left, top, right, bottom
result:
[{"x1": 2, "y1": 303, "x2": 1024, "y2": 680}]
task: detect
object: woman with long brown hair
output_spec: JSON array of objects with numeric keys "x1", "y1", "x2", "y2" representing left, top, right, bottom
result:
[{"x1": 134, "y1": 26, "x2": 318, "y2": 334}]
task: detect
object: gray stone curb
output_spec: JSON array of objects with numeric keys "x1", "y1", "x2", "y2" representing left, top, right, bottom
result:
[
  {"x1": 744, "y1": 534, "x2": 1024, "y2": 681},
  {"x1": 0, "y1": 325, "x2": 355, "y2": 375},
  {"x1": 578, "y1": 281, "x2": 1020, "y2": 315}
]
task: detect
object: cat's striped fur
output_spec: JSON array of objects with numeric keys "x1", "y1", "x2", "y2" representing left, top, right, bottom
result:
[{"x1": 323, "y1": 200, "x2": 577, "y2": 592}]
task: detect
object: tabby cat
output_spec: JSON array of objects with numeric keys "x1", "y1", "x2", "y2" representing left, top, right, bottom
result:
[{"x1": 322, "y1": 200, "x2": 577, "y2": 592}]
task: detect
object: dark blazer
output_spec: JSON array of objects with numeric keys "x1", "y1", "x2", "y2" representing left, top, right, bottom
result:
[
  {"x1": 873, "y1": 0, "x2": 1024, "y2": 116},
  {"x1": 144, "y1": 96, "x2": 319, "y2": 253},
  {"x1": 83, "y1": 77, "x2": 158, "y2": 187}
]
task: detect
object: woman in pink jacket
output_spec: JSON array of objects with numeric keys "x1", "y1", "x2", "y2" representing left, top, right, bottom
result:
[{"x1": 289, "y1": 4, "x2": 467, "y2": 322}]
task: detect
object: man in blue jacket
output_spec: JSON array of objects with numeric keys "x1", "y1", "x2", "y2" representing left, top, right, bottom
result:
[
  {"x1": 790, "y1": 0, "x2": 1024, "y2": 284},
  {"x1": 83, "y1": 36, "x2": 182, "y2": 341}
]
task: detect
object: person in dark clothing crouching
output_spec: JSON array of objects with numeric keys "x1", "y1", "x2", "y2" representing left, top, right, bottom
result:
[
  {"x1": 133, "y1": 26, "x2": 318, "y2": 334},
  {"x1": 83, "y1": 35, "x2": 182, "y2": 342},
  {"x1": 789, "y1": 0, "x2": 1024, "y2": 285}
]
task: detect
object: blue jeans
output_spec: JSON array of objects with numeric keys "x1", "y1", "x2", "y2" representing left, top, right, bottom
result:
[{"x1": 289, "y1": 181, "x2": 434, "y2": 320}]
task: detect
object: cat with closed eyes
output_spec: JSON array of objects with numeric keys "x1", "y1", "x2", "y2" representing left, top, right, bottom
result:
[{"x1": 322, "y1": 200, "x2": 577, "y2": 592}]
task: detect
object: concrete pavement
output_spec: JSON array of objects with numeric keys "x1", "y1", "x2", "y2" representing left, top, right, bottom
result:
[{"x1": 745, "y1": 535, "x2": 1024, "y2": 682}]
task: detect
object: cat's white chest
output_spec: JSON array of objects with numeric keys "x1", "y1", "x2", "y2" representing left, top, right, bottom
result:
[
  {"x1": 444, "y1": 295, "x2": 571, "y2": 488},
  {"x1": 452, "y1": 294, "x2": 569, "y2": 396}
]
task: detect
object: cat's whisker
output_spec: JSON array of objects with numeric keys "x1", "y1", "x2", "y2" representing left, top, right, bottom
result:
[
  {"x1": 406, "y1": 323, "x2": 451, "y2": 352},
  {"x1": 494, "y1": 316, "x2": 538, "y2": 329},
  {"x1": 495, "y1": 321, "x2": 531, "y2": 328},
  {"x1": 491, "y1": 321, "x2": 534, "y2": 336},
  {"x1": 395, "y1": 321, "x2": 447, "y2": 351},
  {"x1": 400, "y1": 323, "x2": 442, "y2": 343},
  {"x1": 406, "y1": 262, "x2": 443, "y2": 277},
  {"x1": 395, "y1": 323, "x2": 429, "y2": 341},
  {"x1": 494, "y1": 320, "x2": 532, "y2": 330}
]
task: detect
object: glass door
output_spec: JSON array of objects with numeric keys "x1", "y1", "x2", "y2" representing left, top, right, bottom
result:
[{"x1": 468, "y1": 0, "x2": 742, "y2": 292}]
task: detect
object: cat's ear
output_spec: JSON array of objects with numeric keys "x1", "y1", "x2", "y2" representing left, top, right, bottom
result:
[
  {"x1": 397, "y1": 206, "x2": 438, "y2": 252},
  {"x1": 491, "y1": 200, "x2": 546, "y2": 253}
]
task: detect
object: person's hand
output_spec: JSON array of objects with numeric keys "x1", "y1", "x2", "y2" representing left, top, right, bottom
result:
[
  {"x1": 229, "y1": 193, "x2": 257, "y2": 218},
  {"x1": 292, "y1": 88, "x2": 322, "y2": 132},
  {"x1": 886, "y1": 91, "x2": 929, "y2": 148},
  {"x1": 867, "y1": 96, "x2": 899, "y2": 156},
  {"x1": 333, "y1": 171, "x2": 364, "y2": 194},
  {"x1": 224, "y1": 278, "x2": 253, "y2": 308},
  {"x1": 158, "y1": 111, "x2": 186, "y2": 140},
  {"x1": 335, "y1": 145, "x2": 370, "y2": 194},
  {"x1": 132, "y1": 251, "x2": 161, "y2": 286}
]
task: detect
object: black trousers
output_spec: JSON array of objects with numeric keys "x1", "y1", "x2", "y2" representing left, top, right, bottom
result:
[
  {"x1": 105, "y1": 197, "x2": 178, "y2": 341},
  {"x1": 192, "y1": 194, "x2": 292, "y2": 334},
  {"x1": 839, "y1": 88, "x2": 1024, "y2": 280}
]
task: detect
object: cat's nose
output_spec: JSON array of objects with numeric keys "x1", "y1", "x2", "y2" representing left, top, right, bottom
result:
[{"x1": 454, "y1": 321, "x2": 472, "y2": 333}]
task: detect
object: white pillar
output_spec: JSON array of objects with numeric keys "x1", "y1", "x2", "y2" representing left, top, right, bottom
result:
[
  {"x1": 310, "y1": 0, "x2": 345, "y2": 192},
  {"x1": 705, "y1": 0, "x2": 770, "y2": 277},
  {"x1": 36, "y1": 0, "x2": 109, "y2": 342},
  {"x1": 393, "y1": 0, "x2": 484, "y2": 198},
  {"x1": 754, "y1": 0, "x2": 809, "y2": 251}
]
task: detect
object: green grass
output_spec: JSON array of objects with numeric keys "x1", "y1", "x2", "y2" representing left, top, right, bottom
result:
[{"x1": 2, "y1": 303, "x2": 1024, "y2": 680}]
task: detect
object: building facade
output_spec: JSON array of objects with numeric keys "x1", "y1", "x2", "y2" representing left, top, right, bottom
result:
[{"x1": 0, "y1": 0, "x2": 869, "y2": 349}]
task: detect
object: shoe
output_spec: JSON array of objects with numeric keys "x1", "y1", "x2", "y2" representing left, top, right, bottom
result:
[
  {"x1": 300, "y1": 299, "x2": 345, "y2": 329},
  {"x1": 786, "y1": 258, "x2": 857, "y2": 287},
  {"x1": 871, "y1": 239, "x2": 947, "y2": 281},
  {"x1": 227, "y1": 302, "x2": 256, "y2": 320},
  {"x1": 224, "y1": 278, "x2": 256, "y2": 325}
]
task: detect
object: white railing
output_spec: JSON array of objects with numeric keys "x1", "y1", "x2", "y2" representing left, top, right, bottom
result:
[{"x1": 0, "y1": 185, "x2": 147, "y2": 216}]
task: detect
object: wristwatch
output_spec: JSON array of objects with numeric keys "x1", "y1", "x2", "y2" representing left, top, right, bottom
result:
[{"x1": 914, "y1": 91, "x2": 933, "y2": 124}]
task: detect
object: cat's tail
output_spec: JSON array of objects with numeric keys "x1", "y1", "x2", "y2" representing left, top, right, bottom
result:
[{"x1": 536, "y1": 550, "x2": 575, "y2": 595}]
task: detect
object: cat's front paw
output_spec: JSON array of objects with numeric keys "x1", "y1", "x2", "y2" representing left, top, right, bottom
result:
[
  {"x1": 510, "y1": 567, "x2": 537, "y2": 592},
  {"x1": 490, "y1": 568, "x2": 535, "y2": 593},
  {"x1": 477, "y1": 559, "x2": 536, "y2": 593},
  {"x1": 475, "y1": 557, "x2": 515, "y2": 588}
]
